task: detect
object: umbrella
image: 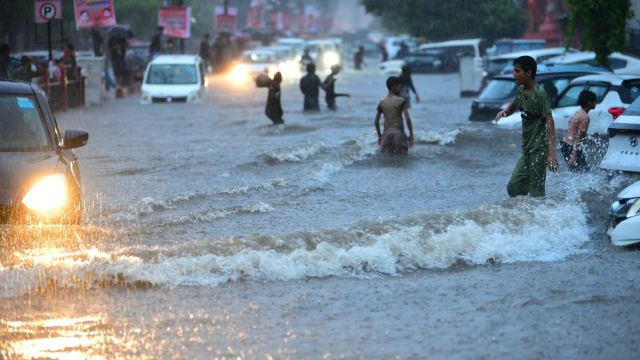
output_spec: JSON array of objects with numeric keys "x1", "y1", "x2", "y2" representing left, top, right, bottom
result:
[{"x1": 104, "y1": 24, "x2": 134, "y2": 40}]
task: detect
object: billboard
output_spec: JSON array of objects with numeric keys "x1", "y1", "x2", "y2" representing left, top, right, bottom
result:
[
  {"x1": 159, "y1": 6, "x2": 192, "y2": 39},
  {"x1": 215, "y1": 6, "x2": 238, "y2": 33},
  {"x1": 74, "y1": 0, "x2": 116, "y2": 30}
]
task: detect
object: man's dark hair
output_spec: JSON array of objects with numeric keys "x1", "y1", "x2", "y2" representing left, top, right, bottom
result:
[
  {"x1": 158, "y1": 26, "x2": 165, "y2": 32},
  {"x1": 273, "y1": 71, "x2": 282, "y2": 82},
  {"x1": 386, "y1": 76, "x2": 401, "y2": 90},
  {"x1": 306, "y1": 62, "x2": 316, "y2": 74},
  {"x1": 513, "y1": 55, "x2": 537, "y2": 79},
  {"x1": 578, "y1": 90, "x2": 597, "y2": 108}
]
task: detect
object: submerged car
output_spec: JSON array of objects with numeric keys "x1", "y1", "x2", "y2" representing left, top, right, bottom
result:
[
  {"x1": 601, "y1": 95, "x2": 640, "y2": 172},
  {"x1": 0, "y1": 80, "x2": 88, "y2": 224},
  {"x1": 470, "y1": 64, "x2": 609, "y2": 121},
  {"x1": 140, "y1": 55, "x2": 207, "y2": 104},
  {"x1": 608, "y1": 180, "x2": 640, "y2": 247}
]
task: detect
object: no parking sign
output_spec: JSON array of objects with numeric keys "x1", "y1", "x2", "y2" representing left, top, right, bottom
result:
[{"x1": 35, "y1": 0, "x2": 62, "y2": 23}]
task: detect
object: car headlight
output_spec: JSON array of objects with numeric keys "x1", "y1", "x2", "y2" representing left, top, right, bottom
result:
[
  {"x1": 323, "y1": 51, "x2": 340, "y2": 67},
  {"x1": 627, "y1": 198, "x2": 640, "y2": 218},
  {"x1": 141, "y1": 91, "x2": 151, "y2": 102},
  {"x1": 22, "y1": 174, "x2": 68, "y2": 213}
]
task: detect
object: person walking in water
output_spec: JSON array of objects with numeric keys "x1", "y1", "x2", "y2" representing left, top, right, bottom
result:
[
  {"x1": 354, "y1": 45, "x2": 364, "y2": 70},
  {"x1": 560, "y1": 90, "x2": 596, "y2": 172},
  {"x1": 299, "y1": 63, "x2": 322, "y2": 112},
  {"x1": 495, "y1": 55, "x2": 558, "y2": 197},
  {"x1": 322, "y1": 65, "x2": 350, "y2": 111},
  {"x1": 265, "y1": 72, "x2": 284, "y2": 125},
  {"x1": 399, "y1": 65, "x2": 420, "y2": 108},
  {"x1": 375, "y1": 76, "x2": 415, "y2": 154}
]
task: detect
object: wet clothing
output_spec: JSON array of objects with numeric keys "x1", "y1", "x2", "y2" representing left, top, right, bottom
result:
[
  {"x1": 266, "y1": 81, "x2": 283, "y2": 125},
  {"x1": 399, "y1": 73, "x2": 417, "y2": 108},
  {"x1": 560, "y1": 141, "x2": 589, "y2": 172},
  {"x1": 322, "y1": 73, "x2": 348, "y2": 111},
  {"x1": 61, "y1": 49, "x2": 77, "y2": 80},
  {"x1": 199, "y1": 39, "x2": 210, "y2": 67},
  {"x1": 354, "y1": 49, "x2": 364, "y2": 70},
  {"x1": 300, "y1": 73, "x2": 322, "y2": 111},
  {"x1": 149, "y1": 33, "x2": 163, "y2": 58},
  {"x1": 561, "y1": 108, "x2": 590, "y2": 172},
  {"x1": 507, "y1": 83, "x2": 551, "y2": 197},
  {"x1": 377, "y1": 94, "x2": 409, "y2": 154}
]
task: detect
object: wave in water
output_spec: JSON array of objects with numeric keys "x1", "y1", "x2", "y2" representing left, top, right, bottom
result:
[{"x1": 0, "y1": 198, "x2": 590, "y2": 298}]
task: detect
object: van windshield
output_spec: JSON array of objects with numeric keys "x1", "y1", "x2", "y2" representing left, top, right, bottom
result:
[
  {"x1": 146, "y1": 64, "x2": 198, "y2": 85},
  {"x1": 0, "y1": 95, "x2": 50, "y2": 151}
]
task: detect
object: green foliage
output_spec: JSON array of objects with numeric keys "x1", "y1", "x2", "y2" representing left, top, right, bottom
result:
[
  {"x1": 567, "y1": 0, "x2": 634, "y2": 68},
  {"x1": 361, "y1": 0, "x2": 527, "y2": 44}
]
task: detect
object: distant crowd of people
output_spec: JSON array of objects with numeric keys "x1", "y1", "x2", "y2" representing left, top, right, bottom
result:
[{"x1": 0, "y1": 41, "x2": 80, "y2": 84}]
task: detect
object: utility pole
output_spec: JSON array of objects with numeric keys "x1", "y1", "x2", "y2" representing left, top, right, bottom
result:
[{"x1": 224, "y1": 0, "x2": 229, "y2": 15}]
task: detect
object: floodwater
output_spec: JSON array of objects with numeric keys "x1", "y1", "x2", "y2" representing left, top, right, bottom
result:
[{"x1": 1, "y1": 65, "x2": 639, "y2": 359}]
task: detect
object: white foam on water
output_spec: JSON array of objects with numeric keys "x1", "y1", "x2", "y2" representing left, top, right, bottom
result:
[
  {"x1": 263, "y1": 142, "x2": 327, "y2": 163},
  {"x1": 414, "y1": 129, "x2": 461, "y2": 146},
  {"x1": 0, "y1": 199, "x2": 591, "y2": 298}
]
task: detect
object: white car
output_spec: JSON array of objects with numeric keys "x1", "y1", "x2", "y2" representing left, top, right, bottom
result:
[
  {"x1": 608, "y1": 180, "x2": 640, "y2": 246},
  {"x1": 485, "y1": 47, "x2": 578, "y2": 79},
  {"x1": 228, "y1": 49, "x2": 283, "y2": 83},
  {"x1": 545, "y1": 51, "x2": 640, "y2": 75},
  {"x1": 601, "y1": 96, "x2": 640, "y2": 172},
  {"x1": 140, "y1": 55, "x2": 206, "y2": 104},
  {"x1": 496, "y1": 74, "x2": 640, "y2": 134}
]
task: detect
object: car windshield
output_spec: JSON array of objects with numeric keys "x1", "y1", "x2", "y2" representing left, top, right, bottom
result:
[
  {"x1": 623, "y1": 93, "x2": 640, "y2": 115},
  {"x1": 146, "y1": 64, "x2": 198, "y2": 85},
  {"x1": 0, "y1": 95, "x2": 50, "y2": 151},
  {"x1": 478, "y1": 79, "x2": 516, "y2": 100},
  {"x1": 556, "y1": 84, "x2": 609, "y2": 107},
  {"x1": 487, "y1": 59, "x2": 512, "y2": 75}
]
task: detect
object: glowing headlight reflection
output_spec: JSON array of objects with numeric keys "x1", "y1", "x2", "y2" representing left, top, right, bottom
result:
[
  {"x1": 22, "y1": 174, "x2": 68, "y2": 213},
  {"x1": 323, "y1": 51, "x2": 340, "y2": 67}
]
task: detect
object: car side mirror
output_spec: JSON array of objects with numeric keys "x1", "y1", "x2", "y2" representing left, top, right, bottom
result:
[{"x1": 63, "y1": 129, "x2": 89, "y2": 149}]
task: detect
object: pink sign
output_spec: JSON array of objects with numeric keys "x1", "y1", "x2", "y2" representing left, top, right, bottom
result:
[
  {"x1": 74, "y1": 0, "x2": 116, "y2": 30},
  {"x1": 35, "y1": 0, "x2": 62, "y2": 23},
  {"x1": 159, "y1": 6, "x2": 192, "y2": 39}
]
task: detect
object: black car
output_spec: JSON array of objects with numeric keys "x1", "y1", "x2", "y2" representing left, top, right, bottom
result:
[
  {"x1": 469, "y1": 64, "x2": 611, "y2": 121},
  {"x1": 0, "y1": 80, "x2": 88, "y2": 224}
]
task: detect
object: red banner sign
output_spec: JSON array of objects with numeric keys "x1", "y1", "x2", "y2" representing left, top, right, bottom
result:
[
  {"x1": 159, "y1": 6, "x2": 192, "y2": 39},
  {"x1": 74, "y1": 0, "x2": 116, "y2": 30}
]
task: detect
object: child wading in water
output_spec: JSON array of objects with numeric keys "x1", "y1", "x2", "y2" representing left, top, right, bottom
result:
[
  {"x1": 374, "y1": 76, "x2": 415, "y2": 154},
  {"x1": 495, "y1": 55, "x2": 558, "y2": 197},
  {"x1": 560, "y1": 90, "x2": 596, "y2": 172}
]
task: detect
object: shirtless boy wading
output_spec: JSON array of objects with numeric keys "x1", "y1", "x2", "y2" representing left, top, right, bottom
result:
[{"x1": 375, "y1": 76, "x2": 415, "y2": 154}]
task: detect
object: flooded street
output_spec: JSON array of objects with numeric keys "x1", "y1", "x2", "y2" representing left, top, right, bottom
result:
[{"x1": 1, "y1": 68, "x2": 639, "y2": 358}]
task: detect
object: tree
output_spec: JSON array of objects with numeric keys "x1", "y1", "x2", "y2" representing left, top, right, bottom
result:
[
  {"x1": 361, "y1": 0, "x2": 527, "y2": 45},
  {"x1": 566, "y1": 0, "x2": 634, "y2": 69}
]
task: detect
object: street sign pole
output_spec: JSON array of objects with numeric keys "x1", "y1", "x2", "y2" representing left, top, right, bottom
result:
[{"x1": 47, "y1": 19, "x2": 52, "y2": 61}]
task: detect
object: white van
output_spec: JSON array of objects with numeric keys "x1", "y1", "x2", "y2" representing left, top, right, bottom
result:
[{"x1": 417, "y1": 39, "x2": 486, "y2": 95}]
